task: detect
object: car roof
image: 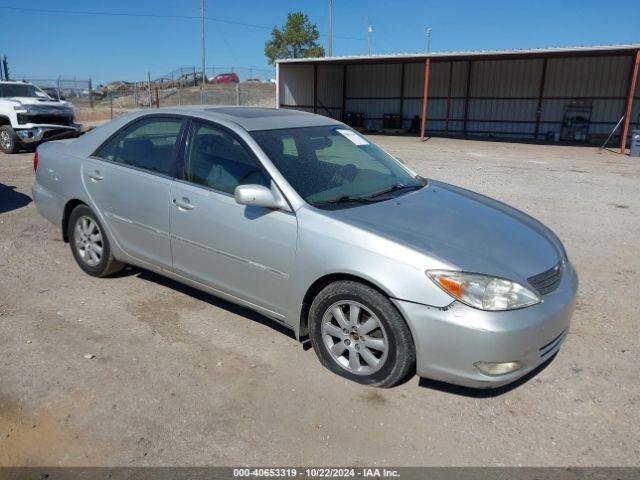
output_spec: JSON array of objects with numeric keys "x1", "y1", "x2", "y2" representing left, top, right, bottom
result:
[{"x1": 149, "y1": 106, "x2": 342, "y2": 131}]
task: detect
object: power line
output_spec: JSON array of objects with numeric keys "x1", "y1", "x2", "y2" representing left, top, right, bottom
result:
[{"x1": 0, "y1": 5, "x2": 366, "y2": 41}]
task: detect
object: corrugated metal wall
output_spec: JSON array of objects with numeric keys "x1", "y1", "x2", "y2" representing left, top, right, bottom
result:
[
  {"x1": 541, "y1": 55, "x2": 632, "y2": 137},
  {"x1": 317, "y1": 64, "x2": 343, "y2": 119},
  {"x1": 279, "y1": 64, "x2": 314, "y2": 112},
  {"x1": 466, "y1": 59, "x2": 542, "y2": 137},
  {"x1": 279, "y1": 52, "x2": 639, "y2": 141},
  {"x1": 345, "y1": 64, "x2": 402, "y2": 129}
]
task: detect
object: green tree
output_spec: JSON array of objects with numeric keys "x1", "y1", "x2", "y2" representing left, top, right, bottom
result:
[{"x1": 265, "y1": 12, "x2": 325, "y2": 64}]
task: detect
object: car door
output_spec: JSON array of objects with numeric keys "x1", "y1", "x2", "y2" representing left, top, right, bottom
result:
[
  {"x1": 169, "y1": 120, "x2": 297, "y2": 319},
  {"x1": 83, "y1": 115, "x2": 185, "y2": 269}
]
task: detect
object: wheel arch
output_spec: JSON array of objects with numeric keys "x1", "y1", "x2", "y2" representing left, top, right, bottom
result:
[
  {"x1": 298, "y1": 272, "x2": 395, "y2": 339},
  {"x1": 61, "y1": 199, "x2": 88, "y2": 242},
  {"x1": 0, "y1": 115, "x2": 12, "y2": 126}
]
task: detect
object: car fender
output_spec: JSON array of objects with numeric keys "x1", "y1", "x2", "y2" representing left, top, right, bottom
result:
[{"x1": 288, "y1": 206, "x2": 457, "y2": 337}]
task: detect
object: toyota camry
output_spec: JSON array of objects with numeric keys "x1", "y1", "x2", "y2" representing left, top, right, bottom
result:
[{"x1": 32, "y1": 106, "x2": 577, "y2": 388}]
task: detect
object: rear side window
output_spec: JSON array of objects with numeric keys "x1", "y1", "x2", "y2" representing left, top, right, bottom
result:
[{"x1": 94, "y1": 117, "x2": 183, "y2": 176}]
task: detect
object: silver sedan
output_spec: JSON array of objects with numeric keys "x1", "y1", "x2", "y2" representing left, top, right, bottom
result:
[{"x1": 32, "y1": 107, "x2": 577, "y2": 388}]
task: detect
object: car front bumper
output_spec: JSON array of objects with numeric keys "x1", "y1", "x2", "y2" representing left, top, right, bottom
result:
[
  {"x1": 393, "y1": 261, "x2": 578, "y2": 389},
  {"x1": 15, "y1": 124, "x2": 82, "y2": 144}
]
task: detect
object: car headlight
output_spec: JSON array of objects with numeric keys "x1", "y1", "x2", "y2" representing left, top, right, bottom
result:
[{"x1": 426, "y1": 270, "x2": 540, "y2": 311}]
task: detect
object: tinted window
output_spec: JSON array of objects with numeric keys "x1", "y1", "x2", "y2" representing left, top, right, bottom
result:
[
  {"x1": 183, "y1": 122, "x2": 269, "y2": 194},
  {"x1": 95, "y1": 117, "x2": 183, "y2": 176}
]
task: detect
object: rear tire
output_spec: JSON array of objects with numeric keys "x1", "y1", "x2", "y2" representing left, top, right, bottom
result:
[
  {"x1": 68, "y1": 205, "x2": 124, "y2": 277},
  {"x1": 0, "y1": 126, "x2": 19, "y2": 154},
  {"x1": 308, "y1": 280, "x2": 415, "y2": 387}
]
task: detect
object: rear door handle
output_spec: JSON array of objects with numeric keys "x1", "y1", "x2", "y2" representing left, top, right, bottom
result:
[
  {"x1": 87, "y1": 170, "x2": 103, "y2": 182},
  {"x1": 173, "y1": 197, "x2": 195, "y2": 211}
]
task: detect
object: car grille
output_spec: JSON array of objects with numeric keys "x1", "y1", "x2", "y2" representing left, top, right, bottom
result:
[
  {"x1": 539, "y1": 328, "x2": 567, "y2": 358},
  {"x1": 528, "y1": 262, "x2": 562, "y2": 295},
  {"x1": 18, "y1": 114, "x2": 73, "y2": 126},
  {"x1": 42, "y1": 129, "x2": 72, "y2": 140}
]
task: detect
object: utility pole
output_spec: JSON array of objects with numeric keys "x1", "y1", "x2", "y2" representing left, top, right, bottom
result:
[
  {"x1": 328, "y1": 0, "x2": 333, "y2": 57},
  {"x1": 366, "y1": 20, "x2": 373, "y2": 56},
  {"x1": 425, "y1": 27, "x2": 432, "y2": 54},
  {"x1": 2, "y1": 55, "x2": 9, "y2": 81},
  {"x1": 147, "y1": 71, "x2": 152, "y2": 108},
  {"x1": 200, "y1": 0, "x2": 206, "y2": 104}
]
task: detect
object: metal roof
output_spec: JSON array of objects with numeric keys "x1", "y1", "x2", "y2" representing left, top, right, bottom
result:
[{"x1": 277, "y1": 44, "x2": 640, "y2": 65}]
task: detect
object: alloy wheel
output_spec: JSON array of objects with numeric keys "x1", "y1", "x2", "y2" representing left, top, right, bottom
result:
[
  {"x1": 321, "y1": 300, "x2": 389, "y2": 375},
  {"x1": 74, "y1": 216, "x2": 104, "y2": 267},
  {"x1": 0, "y1": 131, "x2": 11, "y2": 151}
]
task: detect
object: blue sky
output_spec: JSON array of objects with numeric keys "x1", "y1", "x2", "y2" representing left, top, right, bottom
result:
[{"x1": 1, "y1": 0, "x2": 638, "y2": 84}]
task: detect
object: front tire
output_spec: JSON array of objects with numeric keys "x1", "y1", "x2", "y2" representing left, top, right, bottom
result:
[
  {"x1": 0, "y1": 126, "x2": 19, "y2": 154},
  {"x1": 308, "y1": 281, "x2": 415, "y2": 387},
  {"x1": 68, "y1": 205, "x2": 124, "y2": 277}
]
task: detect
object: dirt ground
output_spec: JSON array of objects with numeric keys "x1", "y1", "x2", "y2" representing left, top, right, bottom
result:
[{"x1": 0, "y1": 135, "x2": 638, "y2": 467}]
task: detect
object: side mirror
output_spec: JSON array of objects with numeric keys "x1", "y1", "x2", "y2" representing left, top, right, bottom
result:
[{"x1": 234, "y1": 183, "x2": 289, "y2": 211}]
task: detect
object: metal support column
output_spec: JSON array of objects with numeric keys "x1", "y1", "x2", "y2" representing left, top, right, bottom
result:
[
  {"x1": 463, "y1": 60, "x2": 473, "y2": 135},
  {"x1": 313, "y1": 64, "x2": 318, "y2": 114},
  {"x1": 620, "y1": 50, "x2": 640, "y2": 154},
  {"x1": 534, "y1": 58, "x2": 548, "y2": 140},
  {"x1": 420, "y1": 58, "x2": 431, "y2": 141},
  {"x1": 399, "y1": 63, "x2": 405, "y2": 120},
  {"x1": 341, "y1": 64, "x2": 347, "y2": 120},
  {"x1": 445, "y1": 61, "x2": 453, "y2": 134},
  {"x1": 275, "y1": 62, "x2": 280, "y2": 108}
]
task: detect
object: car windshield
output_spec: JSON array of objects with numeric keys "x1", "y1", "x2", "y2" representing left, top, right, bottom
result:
[
  {"x1": 251, "y1": 126, "x2": 424, "y2": 208},
  {"x1": 0, "y1": 83, "x2": 43, "y2": 98}
]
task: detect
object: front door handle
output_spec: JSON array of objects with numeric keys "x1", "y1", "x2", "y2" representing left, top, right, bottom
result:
[
  {"x1": 173, "y1": 197, "x2": 195, "y2": 211},
  {"x1": 87, "y1": 170, "x2": 103, "y2": 182}
]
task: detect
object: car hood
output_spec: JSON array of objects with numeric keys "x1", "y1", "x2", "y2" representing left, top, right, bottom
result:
[
  {"x1": 7, "y1": 97, "x2": 72, "y2": 109},
  {"x1": 325, "y1": 180, "x2": 562, "y2": 284}
]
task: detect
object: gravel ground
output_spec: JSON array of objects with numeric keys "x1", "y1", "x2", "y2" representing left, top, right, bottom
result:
[{"x1": 0, "y1": 136, "x2": 638, "y2": 466}]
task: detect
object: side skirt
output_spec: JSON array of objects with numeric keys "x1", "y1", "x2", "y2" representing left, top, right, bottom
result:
[{"x1": 116, "y1": 252, "x2": 294, "y2": 329}]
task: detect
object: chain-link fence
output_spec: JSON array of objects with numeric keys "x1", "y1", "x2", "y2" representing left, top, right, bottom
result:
[
  {"x1": 24, "y1": 78, "x2": 93, "y2": 105},
  {"x1": 21, "y1": 66, "x2": 276, "y2": 125},
  {"x1": 165, "y1": 66, "x2": 275, "y2": 85},
  {"x1": 96, "y1": 80, "x2": 276, "y2": 110}
]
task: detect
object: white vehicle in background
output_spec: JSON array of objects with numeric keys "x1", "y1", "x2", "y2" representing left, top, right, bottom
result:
[{"x1": 0, "y1": 80, "x2": 82, "y2": 154}]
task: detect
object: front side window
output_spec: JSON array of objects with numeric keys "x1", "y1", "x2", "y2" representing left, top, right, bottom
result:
[
  {"x1": 183, "y1": 122, "x2": 269, "y2": 194},
  {"x1": 251, "y1": 126, "x2": 423, "y2": 208},
  {"x1": 94, "y1": 117, "x2": 183, "y2": 176}
]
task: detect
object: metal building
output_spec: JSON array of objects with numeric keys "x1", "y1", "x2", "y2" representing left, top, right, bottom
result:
[{"x1": 276, "y1": 45, "x2": 640, "y2": 153}]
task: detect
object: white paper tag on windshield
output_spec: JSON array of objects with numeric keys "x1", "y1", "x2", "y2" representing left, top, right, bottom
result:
[{"x1": 336, "y1": 129, "x2": 369, "y2": 146}]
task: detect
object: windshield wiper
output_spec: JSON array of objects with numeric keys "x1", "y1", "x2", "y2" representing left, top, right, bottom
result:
[
  {"x1": 311, "y1": 183, "x2": 424, "y2": 207},
  {"x1": 365, "y1": 182, "x2": 424, "y2": 200},
  {"x1": 310, "y1": 195, "x2": 377, "y2": 206}
]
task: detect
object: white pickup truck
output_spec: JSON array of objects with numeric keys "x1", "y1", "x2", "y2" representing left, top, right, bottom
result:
[{"x1": 0, "y1": 80, "x2": 82, "y2": 154}]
